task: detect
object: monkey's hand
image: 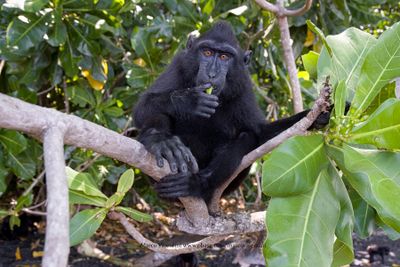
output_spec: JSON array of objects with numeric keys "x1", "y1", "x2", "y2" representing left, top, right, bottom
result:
[
  {"x1": 154, "y1": 172, "x2": 194, "y2": 199},
  {"x1": 171, "y1": 83, "x2": 219, "y2": 119},
  {"x1": 140, "y1": 130, "x2": 198, "y2": 173},
  {"x1": 154, "y1": 171, "x2": 207, "y2": 199}
]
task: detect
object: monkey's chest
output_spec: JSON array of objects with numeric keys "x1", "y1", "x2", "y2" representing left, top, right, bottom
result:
[{"x1": 173, "y1": 118, "x2": 237, "y2": 167}]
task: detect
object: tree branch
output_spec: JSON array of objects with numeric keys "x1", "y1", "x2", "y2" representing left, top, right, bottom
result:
[
  {"x1": 276, "y1": 13, "x2": 304, "y2": 113},
  {"x1": 207, "y1": 79, "x2": 331, "y2": 214},
  {"x1": 42, "y1": 126, "x2": 69, "y2": 267},
  {"x1": 0, "y1": 93, "x2": 209, "y2": 226}
]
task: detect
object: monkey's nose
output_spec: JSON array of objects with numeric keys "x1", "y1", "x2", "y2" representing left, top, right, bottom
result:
[{"x1": 208, "y1": 71, "x2": 217, "y2": 79}]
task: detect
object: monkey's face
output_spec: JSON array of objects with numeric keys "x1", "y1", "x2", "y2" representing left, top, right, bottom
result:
[{"x1": 193, "y1": 40, "x2": 237, "y2": 95}]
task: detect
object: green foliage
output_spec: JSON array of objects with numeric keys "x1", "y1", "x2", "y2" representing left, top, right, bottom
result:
[
  {"x1": 67, "y1": 168, "x2": 152, "y2": 246},
  {"x1": 263, "y1": 22, "x2": 400, "y2": 266},
  {"x1": 262, "y1": 134, "x2": 327, "y2": 197}
]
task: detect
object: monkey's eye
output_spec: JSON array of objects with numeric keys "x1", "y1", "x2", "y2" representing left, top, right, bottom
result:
[
  {"x1": 203, "y1": 49, "x2": 213, "y2": 57},
  {"x1": 220, "y1": 54, "x2": 230, "y2": 60}
]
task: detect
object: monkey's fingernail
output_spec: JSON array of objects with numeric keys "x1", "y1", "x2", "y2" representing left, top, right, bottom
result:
[
  {"x1": 181, "y1": 165, "x2": 188, "y2": 173},
  {"x1": 184, "y1": 154, "x2": 190, "y2": 161},
  {"x1": 171, "y1": 164, "x2": 177, "y2": 173},
  {"x1": 157, "y1": 159, "x2": 164, "y2": 168}
]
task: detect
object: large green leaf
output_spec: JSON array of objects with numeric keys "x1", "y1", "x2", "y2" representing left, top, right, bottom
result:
[
  {"x1": 351, "y1": 22, "x2": 400, "y2": 116},
  {"x1": 70, "y1": 208, "x2": 107, "y2": 246},
  {"x1": 264, "y1": 170, "x2": 340, "y2": 267},
  {"x1": 327, "y1": 28, "x2": 376, "y2": 98},
  {"x1": 341, "y1": 145, "x2": 400, "y2": 232},
  {"x1": 262, "y1": 135, "x2": 327, "y2": 197},
  {"x1": 329, "y1": 165, "x2": 354, "y2": 267},
  {"x1": 0, "y1": 130, "x2": 27, "y2": 155},
  {"x1": 115, "y1": 206, "x2": 153, "y2": 222},
  {"x1": 350, "y1": 98, "x2": 400, "y2": 149},
  {"x1": 66, "y1": 167, "x2": 108, "y2": 200}
]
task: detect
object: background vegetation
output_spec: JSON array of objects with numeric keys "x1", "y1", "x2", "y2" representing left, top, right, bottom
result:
[{"x1": 0, "y1": 0, "x2": 400, "y2": 265}]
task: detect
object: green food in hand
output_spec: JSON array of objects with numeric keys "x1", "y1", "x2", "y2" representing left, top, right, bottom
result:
[{"x1": 205, "y1": 86, "x2": 214, "y2": 94}]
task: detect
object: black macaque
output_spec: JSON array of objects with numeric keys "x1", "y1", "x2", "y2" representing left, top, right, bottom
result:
[{"x1": 134, "y1": 21, "x2": 330, "y2": 205}]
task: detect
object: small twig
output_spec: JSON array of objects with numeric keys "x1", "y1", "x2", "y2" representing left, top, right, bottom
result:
[
  {"x1": 108, "y1": 211, "x2": 228, "y2": 254},
  {"x1": 26, "y1": 200, "x2": 47, "y2": 210},
  {"x1": 38, "y1": 86, "x2": 56, "y2": 96},
  {"x1": 22, "y1": 208, "x2": 47, "y2": 216},
  {"x1": 77, "y1": 153, "x2": 102, "y2": 172},
  {"x1": 23, "y1": 170, "x2": 45, "y2": 196}
]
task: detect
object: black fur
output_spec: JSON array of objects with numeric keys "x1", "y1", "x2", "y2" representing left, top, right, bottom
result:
[{"x1": 134, "y1": 21, "x2": 328, "y2": 204}]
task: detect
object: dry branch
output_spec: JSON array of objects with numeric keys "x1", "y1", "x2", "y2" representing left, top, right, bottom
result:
[
  {"x1": 108, "y1": 211, "x2": 229, "y2": 254},
  {"x1": 0, "y1": 93, "x2": 209, "y2": 225}
]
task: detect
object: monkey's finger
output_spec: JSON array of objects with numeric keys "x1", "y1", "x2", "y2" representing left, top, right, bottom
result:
[
  {"x1": 158, "y1": 189, "x2": 190, "y2": 199},
  {"x1": 155, "y1": 175, "x2": 189, "y2": 189},
  {"x1": 176, "y1": 144, "x2": 198, "y2": 173},
  {"x1": 155, "y1": 180, "x2": 189, "y2": 191},
  {"x1": 198, "y1": 106, "x2": 216, "y2": 115},
  {"x1": 167, "y1": 141, "x2": 188, "y2": 173},
  {"x1": 161, "y1": 144, "x2": 178, "y2": 174},
  {"x1": 199, "y1": 92, "x2": 219, "y2": 101},
  {"x1": 153, "y1": 150, "x2": 164, "y2": 168},
  {"x1": 194, "y1": 111, "x2": 212, "y2": 118},
  {"x1": 199, "y1": 99, "x2": 219, "y2": 108}
]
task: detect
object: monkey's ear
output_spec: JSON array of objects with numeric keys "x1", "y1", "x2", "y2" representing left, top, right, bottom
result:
[
  {"x1": 244, "y1": 50, "x2": 252, "y2": 65},
  {"x1": 186, "y1": 35, "x2": 196, "y2": 49}
]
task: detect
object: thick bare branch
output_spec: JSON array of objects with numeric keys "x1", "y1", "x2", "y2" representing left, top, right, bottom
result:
[
  {"x1": 208, "y1": 80, "x2": 331, "y2": 214},
  {"x1": 42, "y1": 126, "x2": 69, "y2": 267},
  {"x1": 0, "y1": 93, "x2": 209, "y2": 225},
  {"x1": 176, "y1": 211, "x2": 266, "y2": 235}
]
